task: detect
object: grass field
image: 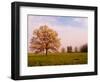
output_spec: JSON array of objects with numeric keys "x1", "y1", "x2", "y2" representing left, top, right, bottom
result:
[{"x1": 28, "y1": 53, "x2": 87, "y2": 67}]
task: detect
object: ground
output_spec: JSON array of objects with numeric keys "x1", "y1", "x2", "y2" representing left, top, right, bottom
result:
[{"x1": 28, "y1": 52, "x2": 87, "y2": 66}]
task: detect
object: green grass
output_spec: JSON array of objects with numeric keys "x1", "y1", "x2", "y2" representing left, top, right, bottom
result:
[{"x1": 28, "y1": 52, "x2": 87, "y2": 67}]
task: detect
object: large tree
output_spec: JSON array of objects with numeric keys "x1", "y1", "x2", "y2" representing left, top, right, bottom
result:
[{"x1": 30, "y1": 25, "x2": 61, "y2": 55}]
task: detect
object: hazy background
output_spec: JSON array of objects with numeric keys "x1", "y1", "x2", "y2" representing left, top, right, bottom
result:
[{"x1": 28, "y1": 15, "x2": 88, "y2": 52}]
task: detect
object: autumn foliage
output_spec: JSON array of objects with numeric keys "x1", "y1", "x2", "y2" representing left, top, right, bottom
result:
[{"x1": 30, "y1": 25, "x2": 61, "y2": 55}]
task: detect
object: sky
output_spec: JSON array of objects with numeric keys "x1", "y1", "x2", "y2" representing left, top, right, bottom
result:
[{"x1": 27, "y1": 15, "x2": 88, "y2": 52}]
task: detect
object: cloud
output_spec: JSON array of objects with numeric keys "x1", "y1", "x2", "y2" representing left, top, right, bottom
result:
[{"x1": 72, "y1": 17, "x2": 88, "y2": 28}]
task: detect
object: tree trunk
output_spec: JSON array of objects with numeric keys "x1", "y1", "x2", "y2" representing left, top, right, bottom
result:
[
  {"x1": 45, "y1": 48, "x2": 48, "y2": 56},
  {"x1": 45, "y1": 43, "x2": 48, "y2": 56}
]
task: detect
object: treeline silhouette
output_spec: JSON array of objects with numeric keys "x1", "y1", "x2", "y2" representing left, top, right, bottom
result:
[{"x1": 61, "y1": 44, "x2": 88, "y2": 53}]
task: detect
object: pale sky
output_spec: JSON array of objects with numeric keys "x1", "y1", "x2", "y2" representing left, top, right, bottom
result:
[{"x1": 27, "y1": 15, "x2": 88, "y2": 52}]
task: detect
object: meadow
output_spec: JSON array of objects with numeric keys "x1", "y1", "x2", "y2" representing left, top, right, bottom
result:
[{"x1": 28, "y1": 53, "x2": 87, "y2": 66}]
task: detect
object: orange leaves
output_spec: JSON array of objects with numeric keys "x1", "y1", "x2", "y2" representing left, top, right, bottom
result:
[{"x1": 30, "y1": 25, "x2": 61, "y2": 55}]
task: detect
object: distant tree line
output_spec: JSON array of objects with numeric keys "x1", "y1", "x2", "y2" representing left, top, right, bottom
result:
[{"x1": 61, "y1": 44, "x2": 88, "y2": 53}]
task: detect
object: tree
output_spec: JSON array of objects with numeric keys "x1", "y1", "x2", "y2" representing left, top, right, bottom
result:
[
  {"x1": 67, "y1": 46, "x2": 72, "y2": 53},
  {"x1": 74, "y1": 46, "x2": 78, "y2": 52},
  {"x1": 61, "y1": 47, "x2": 66, "y2": 53},
  {"x1": 30, "y1": 25, "x2": 61, "y2": 55},
  {"x1": 80, "y1": 44, "x2": 88, "y2": 52}
]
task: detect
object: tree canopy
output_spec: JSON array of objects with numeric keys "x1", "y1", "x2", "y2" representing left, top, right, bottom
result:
[{"x1": 30, "y1": 25, "x2": 61, "y2": 55}]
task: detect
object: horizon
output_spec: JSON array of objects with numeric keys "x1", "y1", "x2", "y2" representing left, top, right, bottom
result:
[{"x1": 27, "y1": 15, "x2": 88, "y2": 53}]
